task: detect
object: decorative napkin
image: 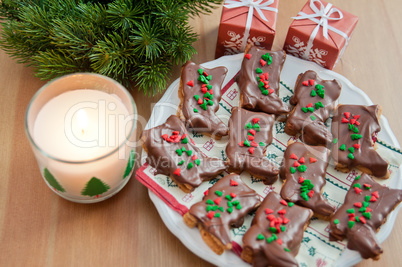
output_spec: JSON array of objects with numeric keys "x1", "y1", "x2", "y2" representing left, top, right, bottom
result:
[{"x1": 136, "y1": 63, "x2": 402, "y2": 266}]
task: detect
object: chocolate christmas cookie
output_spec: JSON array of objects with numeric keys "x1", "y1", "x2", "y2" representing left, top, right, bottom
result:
[
  {"x1": 331, "y1": 104, "x2": 390, "y2": 179},
  {"x1": 242, "y1": 192, "x2": 313, "y2": 267},
  {"x1": 183, "y1": 173, "x2": 261, "y2": 255},
  {"x1": 328, "y1": 173, "x2": 402, "y2": 260},
  {"x1": 141, "y1": 115, "x2": 226, "y2": 193},
  {"x1": 226, "y1": 107, "x2": 279, "y2": 184},
  {"x1": 178, "y1": 61, "x2": 228, "y2": 139},
  {"x1": 279, "y1": 141, "x2": 336, "y2": 219},
  {"x1": 237, "y1": 45, "x2": 290, "y2": 116},
  {"x1": 285, "y1": 70, "x2": 341, "y2": 146}
]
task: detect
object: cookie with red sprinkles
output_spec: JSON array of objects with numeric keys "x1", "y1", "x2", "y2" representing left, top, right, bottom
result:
[
  {"x1": 285, "y1": 70, "x2": 341, "y2": 146},
  {"x1": 279, "y1": 141, "x2": 336, "y2": 219},
  {"x1": 241, "y1": 191, "x2": 313, "y2": 266},
  {"x1": 237, "y1": 45, "x2": 290, "y2": 116},
  {"x1": 331, "y1": 104, "x2": 390, "y2": 179},
  {"x1": 226, "y1": 107, "x2": 279, "y2": 184},
  {"x1": 178, "y1": 61, "x2": 229, "y2": 139},
  {"x1": 141, "y1": 115, "x2": 226, "y2": 193},
  {"x1": 328, "y1": 173, "x2": 402, "y2": 260},
  {"x1": 183, "y1": 173, "x2": 261, "y2": 255}
]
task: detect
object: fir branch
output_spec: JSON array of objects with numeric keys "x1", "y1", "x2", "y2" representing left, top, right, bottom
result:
[
  {"x1": 133, "y1": 59, "x2": 172, "y2": 96},
  {"x1": 106, "y1": 0, "x2": 143, "y2": 31}
]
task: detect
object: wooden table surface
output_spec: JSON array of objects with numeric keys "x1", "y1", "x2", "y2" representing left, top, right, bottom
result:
[{"x1": 0, "y1": 0, "x2": 401, "y2": 266}]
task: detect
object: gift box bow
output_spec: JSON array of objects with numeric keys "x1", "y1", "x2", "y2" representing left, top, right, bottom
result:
[{"x1": 223, "y1": 0, "x2": 278, "y2": 51}]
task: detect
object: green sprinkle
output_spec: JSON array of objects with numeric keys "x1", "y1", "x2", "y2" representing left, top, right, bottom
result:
[
  {"x1": 267, "y1": 237, "x2": 275, "y2": 243},
  {"x1": 178, "y1": 160, "x2": 185, "y2": 165},
  {"x1": 206, "y1": 199, "x2": 214, "y2": 205},
  {"x1": 227, "y1": 201, "x2": 233, "y2": 207},
  {"x1": 200, "y1": 102, "x2": 207, "y2": 110},
  {"x1": 181, "y1": 147, "x2": 186, "y2": 151},
  {"x1": 355, "y1": 175, "x2": 361, "y2": 180},
  {"x1": 311, "y1": 90, "x2": 317, "y2": 97},
  {"x1": 193, "y1": 108, "x2": 198, "y2": 113},
  {"x1": 236, "y1": 204, "x2": 242, "y2": 210},
  {"x1": 227, "y1": 207, "x2": 233, "y2": 214},
  {"x1": 315, "y1": 101, "x2": 324, "y2": 109},
  {"x1": 355, "y1": 216, "x2": 360, "y2": 222},
  {"x1": 269, "y1": 227, "x2": 277, "y2": 233},
  {"x1": 232, "y1": 200, "x2": 240, "y2": 205},
  {"x1": 362, "y1": 201, "x2": 370, "y2": 207},
  {"x1": 353, "y1": 126, "x2": 359, "y2": 133},
  {"x1": 353, "y1": 183, "x2": 361, "y2": 188},
  {"x1": 214, "y1": 213, "x2": 221, "y2": 218},
  {"x1": 243, "y1": 140, "x2": 251, "y2": 147},
  {"x1": 333, "y1": 138, "x2": 338, "y2": 144},
  {"x1": 187, "y1": 162, "x2": 194, "y2": 169},
  {"x1": 362, "y1": 212, "x2": 371, "y2": 219},
  {"x1": 206, "y1": 205, "x2": 212, "y2": 212},
  {"x1": 307, "y1": 107, "x2": 315, "y2": 112},
  {"x1": 212, "y1": 206, "x2": 218, "y2": 211},
  {"x1": 334, "y1": 219, "x2": 340, "y2": 224},
  {"x1": 297, "y1": 165, "x2": 307, "y2": 172},
  {"x1": 207, "y1": 85, "x2": 212, "y2": 90},
  {"x1": 351, "y1": 134, "x2": 363, "y2": 140},
  {"x1": 218, "y1": 206, "x2": 224, "y2": 212},
  {"x1": 339, "y1": 144, "x2": 346, "y2": 151},
  {"x1": 348, "y1": 220, "x2": 355, "y2": 229},
  {"x1": 256, "y1": 68, "x2": 263, "y2": 74},
  {"x1": 197, "y1": 69, "x2": 203, "y2": 75},
  {"x1": 257, "y1": 234, "x2": 265, "y2": 240},
  {"x1": 225, "y1": 195, "x2": 232, "y2": 201},
  {"x1": 301, "y1": 107, "x2": 308, "y2": 113},
  {"x1": 280, "y1": 225, "x2": 286, "y2": 232},
  {"x1": 288, "y1": 202, "x2": 294, "y2": 207},
  {"x1": 252, "y1": 124, "x2": 261, "y2": 131},
  {"x1": 206, "y1": 75, "x2": 212, "y2": 81},
  {"x1": 215, "y1": 190, "x2": 223, "y2": 197},
  {"x1": 365, "y1": 195, "x2": 371, "y2": 202},
  {"x1": 262, "y1": 90, "x2": 269, "y2": 95},
  {"x1": 194, "y1": 159, "x2": 201, "y2": 166},
  {"x1": 359, "y1": 207, "x2": 366, "y2": 213},
  {"x1": 290, "y1": 167, "x2": 296, "y2": 174},
  {"x1": 348, "y1": 124, "x2": 354, "y2": 131},
  {"x1": 348, "y1": 147, "x2": 355, "y2": 153},
  {"x1": 245, "y1": 122, "x2": 252, "y2": 129},
  {"x1": 348, "y1": 153, "x2": 354, "y2": 159},
  {"x1": 310, "y1": 115, "x2": 316, "y2": 121},
  {"x1": 208, "y1": 100, "x2": 213, "y2": 106},
  {"x1": 186, "y1": 150, "x2": 192, "y2": 156},
  {"x1": 259, "y1": 142, "x2": 265, "y2": 146},
  {"x1": 176, "y1": 149, "x2": 183, "y2": 156},
  {"x1": 194, "y1": 95, "x2": 200, "y2": 101},
  {"x1": 315, "y1": 84, "x2": 324, "y2": 90},
  {"x1": 347, "y1": 208, "x2": 355, "y2": 214},
  {"x1": 181, "y1": 137, "x2": 189, "y2": 144},
  {"x1": 284, "y1": 248, "x2": 291, "y2": 252}
]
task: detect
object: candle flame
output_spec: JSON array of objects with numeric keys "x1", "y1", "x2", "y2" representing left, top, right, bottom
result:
[{"x1": 77, "y1": 109, "x2": 88, "y2": 134}]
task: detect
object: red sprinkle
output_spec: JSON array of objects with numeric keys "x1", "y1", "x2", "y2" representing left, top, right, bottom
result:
[
  {"x1": 307, "y1": 190, "x2": 314, "y2": 198},
  {"x1": 359, "y1": 216, "x2": 367, "y2": 224},
  {"x1": 293, "y1": 161, "x2": 300, "y2": 168},
  {"x1": 209, "y1": 89, "x2": 213, "y2": 94},
  {"x1": 214, "y1": 197, "x2": 222, "y2": 205},
  {"x1": 203, "y1": 71, "x2": 208, "y2": 77},
  {"x1": 230, "y1": 192, "x2": 237, "y2": 198},
  {"x1": 283, "y1": 217, "x2": 290, "y2": 224},
  {"x1": 290, "y1": 153, "x2": 298, "y2": 160},
  {"x1": 201, "y1": 87, "x2": 208, "y2": 93},
  {"x1": 277, "y1": 238, "x2": 283, "y2": 245},
  {"x1": 372, "y1": 191, "x2": 379, "y2": 198},
  {"x1": 197, "y1": 98, "x2": 203, "y2": 104},
  {"x1": 354, "y1": 187, "x2": 362, "y2": 194},
  {"x1": 298, "y1": 157, "x2": 305, "y2": 164},
  {"x1": 181, "y1": 134, "x2": 187, "y2": 139},
  {"x1": 191, "y1": 139, "x2": 195, "y2": 145},
  {"x1": 350, "y1": 118, "x2": 357, "y2": 125},
  {"x1": 268, "y1": 89, "x2": 274, "y2": 94},
  {"x1": 341, "y1": 117, "x2": 349, "y2": 123},
  {"x1": 353, "y1": 115, "x2": 360, "y2": 119},
  {"x1": 230, "y1": 179, "x2": 239, "y2": 186},
  {"x1": 249, "y1": 147, "x2": 255, "y2": 154},
  {"x1": 267, "y1": 214, "x2": 275, "y2": 221},
  {"x1": 252, "y1": 118, "x2": 260, "y2": 124},
  {"x1": 260, "y1": 59, "x2": 267, "y2": 66},
  {"x1": 309, "y1": 157, "x2": 317, "y2": 163},
  {"x1": 278, "y1": 209, "x2": 286, "y2": 215},
  {"x1": 344, "y1": 112, "x2": 351, "y2": 119},
  {"x1": 366, "y1": 207, "x2": 372, "y2": 212},
  {"x1": 370, "y1": 196, "x2": 377, "y2": 202},
  {"x1": 187, "y1": 80, "x2": 194, "y2": 87},
  {"x1": 364, "y1": 183, "x2": 372, "y2": 189},
  {"x1": 299, "y1": 177, "x2": 305, "y2": 184},
  {"x1": 207, "y1": 211, "x2": 215, "y2": 219},
  {"x1": 302, "y1": 80, "x2": 309, "y2": 86},
  {"x1": 238, "y1": 141, "x2": 244, "y2": 147},
  {"x1": 309, "y1": 79, "x2": 315, "y2": 86},
  {"x1": 280, "y1": 200, "x2": 288, "y2": 206},
  {"x1": 245, "y1": 54, "x2": 252, "y2": 59},
  {"x1": 265, "y1": 208, "x2": 274, "y2": 214},
  {"x1": 354, "y1": 202, "x2": 362, "y2": 208},
  {"x1": 251, "y1": 141, "x2": 258, "y2": 147},
  {"x1": 173, "y1": 168, "x2": 181, "y2": 176},
  {"x1": 191, "y1": 155, "x2": 198, "y2": 160},
  {"x1": 162, "y1": 134, "x2": 169, "y2": 140},
  {"x1": 249, "y1": 129, "x2": 256, "y2": 136},
  {"x1": 355, "y1": 121, "x2": 360, "y2": 126},
  {"x1": 353, "y1": 144, "x2": 361, "y2": 149},
  {"x1": 204, "y1": 189, "x2": 209, "y2": 196},
  {"x1": 247, "y1": 135, "x2": 254, "y2": 141},
  {"x1": 172, "y1": 131, "x2": 179, "y2": 135},
  {"x1": 306, "y1": 103, "x2": 313, "y2": 108}
]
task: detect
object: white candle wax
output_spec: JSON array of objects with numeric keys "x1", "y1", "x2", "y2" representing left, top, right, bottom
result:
[{"x1": 33, "y1": 89, "x2": 131, "y2": 161}]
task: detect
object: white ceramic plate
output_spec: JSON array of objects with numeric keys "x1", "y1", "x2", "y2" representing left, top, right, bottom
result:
[{"x1": 142, "y1": 53, "x2": 402, "y2": 267}]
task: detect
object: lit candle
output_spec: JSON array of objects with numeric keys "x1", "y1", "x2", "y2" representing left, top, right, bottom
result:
[{"x1": 26, "y1": 74, "x2": 137, "y2": 203}]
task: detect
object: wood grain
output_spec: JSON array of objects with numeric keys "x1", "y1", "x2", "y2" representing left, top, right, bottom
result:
[{"x1": 0, "y1": 1, "x2": 401, "y2": 266}]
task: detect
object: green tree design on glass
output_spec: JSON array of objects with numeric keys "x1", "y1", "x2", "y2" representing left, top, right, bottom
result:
[
  {"x1": 43, "y1": 168, "x2": 65, "y2": 192},
  {"x1": 123, "y1": 150, "x2": 135, "y2": 179},
  {"x1": 81, "y1": 177, "x2": 110, "y2": 197}
]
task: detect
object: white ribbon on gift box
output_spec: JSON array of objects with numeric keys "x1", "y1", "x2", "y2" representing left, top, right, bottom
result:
[
  {"x1": 292, "y1": 0, "x2": 350, "y2": 62},
  {"x1": 224, "y1": 0, "x2": 278, "y2": 52}
]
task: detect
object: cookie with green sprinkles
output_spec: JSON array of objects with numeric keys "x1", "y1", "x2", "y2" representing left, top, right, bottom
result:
[
  {"x1": 183, "y1": 173, "x2": 261, "y2": 255},
  {"x1": 237, "y1": 45, "x2": 290, "y2": 116},
  {"x1": 141, "y1": 115, "x2": 226, "y2": 193},
  {"x1": 178, "y1": 61, "x2": 229, "y2": 139},
  {"x1": 279, "y1": 141, "x2": 336, "y2": 220},
  {"x1": 328, "y1": 173, "x2": 402, "y2": 260},
  {"x1": 331, "y1": 104, "x2": 390, "y2": 179},
  {"x1": 241, "y1": 192, "x2": 313, "y2": 266},
  {"x1": 284, "y1": 70, "x2": 341, "y2": 146},
  {"x1": 226, "y1": 107, "x2": 279, "y2": 185}
]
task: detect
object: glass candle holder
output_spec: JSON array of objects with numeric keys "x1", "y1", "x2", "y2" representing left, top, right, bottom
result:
[{"x1": 25, "y1": 73, "x2": 137, "y2": 203}]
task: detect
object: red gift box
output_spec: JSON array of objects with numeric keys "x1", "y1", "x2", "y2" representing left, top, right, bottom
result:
[
  {"x1": 215, "y1": 0, "x2": 279, "y2": 59},
  {"x1": 283, "y1": 0, "x2": 358, "y2": 69}
]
